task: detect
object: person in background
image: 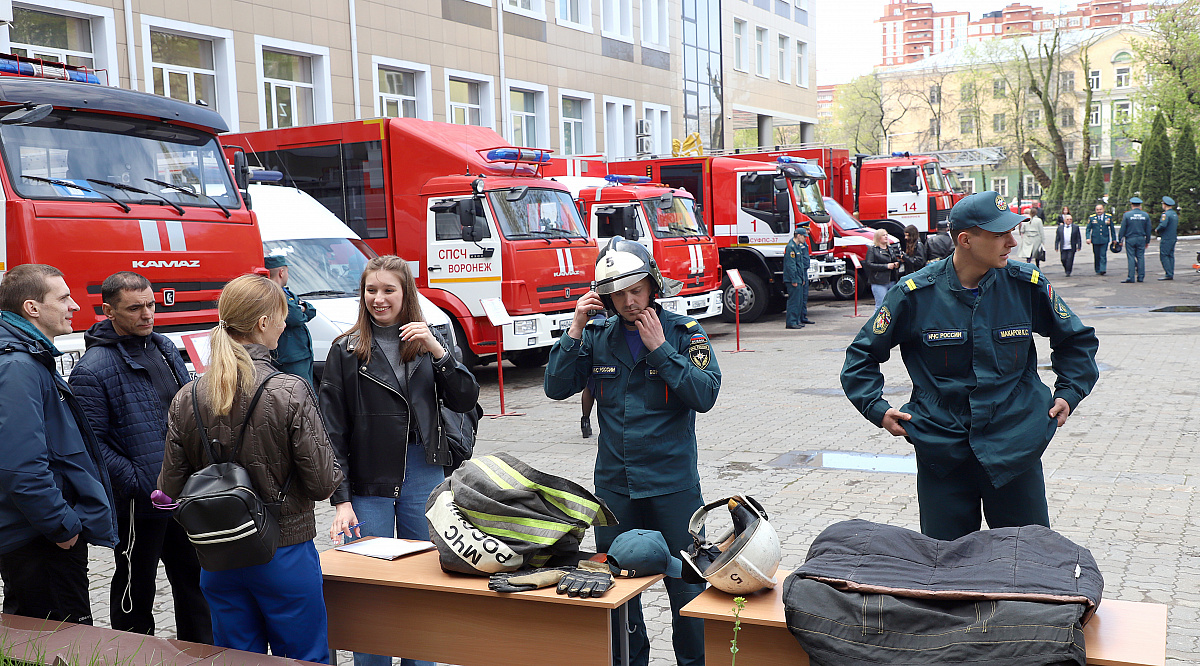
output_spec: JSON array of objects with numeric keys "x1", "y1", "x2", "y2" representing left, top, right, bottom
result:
[
  {"x1": 159, "y1": 275, "x2": 341, "y2": 662},
  {"x1": 1156, "y1": 196, "x2": 1178, "y2": 281},
  {"x1": 68, "y1": 272, "x2": 210, "y2": 642},
  {"x1": 321, "y1": 255, "x2": 478, "y2": 666},
  {"x1": 783, "y1": 224, "x2": 814, "y2": 329},
  {"x1": 0, "y1": 264, "x2": 116, "y2": 624},
  {"x1": 899, "y1": 225, "x2": 928, "y2": 278},
  {"x1": 1017, "y1": 207, "x2": 1045, "y2": 266},
  {"x1": 1054, "y1": 213, "x2": 1082, "y2": 277},
  {"x1": 1084, "y1": 204, "x2": 1115, "y2": 276},
  {"x1": 1119, "y1": 197, "x2": 1152, "y2": 283},
  {"x1": 925, "y1": 228, "x2": 954, "y2": 261},
  {"x1": 865, "y1": 228, "x2": 900, "y2": 313},
  {"x1": 265, "y1": 254, "x2": 317, "y2": 387}
]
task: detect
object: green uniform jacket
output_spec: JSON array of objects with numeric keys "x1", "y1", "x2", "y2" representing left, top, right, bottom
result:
[
  {"x1": 1085, "y1": 213, "x2": 1114, "y2": 245},
  {"x1": 544, "y1": 308, "x2": 721, "y2": 499},
  {"x1": 841, "y1": 258, "x2": 1099, "y2": 487},
  {"x1": 1156, "y1": 209, "x2": 1178, "y2": 244},
  {"x1": 783, "y1": 237, "x2": 811, "y2": 284},
  {"x1": 275, "y1": 286, "x2": 316, "y2": 364},
  {"x1": 1119, "y1": 210, "x2": 1152, "y2": 240}
]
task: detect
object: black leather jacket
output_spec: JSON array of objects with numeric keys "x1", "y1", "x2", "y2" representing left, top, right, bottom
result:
[
  {"x1": 319, "y1": 329, "x2": 478, "y2": 505},
  {"x1": 865, "y1": 244, "x2": 900, "y2": 285}
]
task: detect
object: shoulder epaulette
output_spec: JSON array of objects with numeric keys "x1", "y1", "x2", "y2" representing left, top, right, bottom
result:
[
  {"x1": 1006, "y1": 261, "x2": 1043, "y2": 285},
  {"x1": 901, "y1": 274, "x2": 934, "y2": 293}
]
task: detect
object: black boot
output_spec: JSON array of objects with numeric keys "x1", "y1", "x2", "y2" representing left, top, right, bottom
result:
[{"x1": 581, "y1": 416, "x2": 592, "y2": 438}]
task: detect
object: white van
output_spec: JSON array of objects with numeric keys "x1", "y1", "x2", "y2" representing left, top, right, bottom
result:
[{"x1": 251, "y1": 184, "x2": 456, "y2": 380}]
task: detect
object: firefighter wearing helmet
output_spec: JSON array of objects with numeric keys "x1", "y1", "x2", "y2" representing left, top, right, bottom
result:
[{"x1": 545, "y1": 236, "x2": 721, "y2": 666}]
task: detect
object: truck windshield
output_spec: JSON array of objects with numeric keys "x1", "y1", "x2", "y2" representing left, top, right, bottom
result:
[
  {"x1": 263, "y1": 238, "x2": 373, "y2": 298},
  {"x1": 1, "y1": 109, "x2": 239, "y2": 209},
  {"x1": 488, "y1": 188, "x2": 589, "y2": 240},
  {"x1": 943, "y1": 170, "x2": 963, "y2": 193},
  {"x1": 642, "y1": 196, "x2": 706, "y2": 238},
  {"x1": 923, "y1": 162, "x2": 947, "y2": 192},
  {"x1": 789, "y1": 179, "x2": 827, "y2": 216}
]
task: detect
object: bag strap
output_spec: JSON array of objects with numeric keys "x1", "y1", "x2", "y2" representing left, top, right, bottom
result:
[{"x1": 190, "y1": 380, "x2": 219, "y2": 467}]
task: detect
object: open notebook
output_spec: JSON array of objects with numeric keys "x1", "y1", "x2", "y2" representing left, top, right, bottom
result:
[{"x1": 335, "y1": 537, "x2": 436, "y2": 560}]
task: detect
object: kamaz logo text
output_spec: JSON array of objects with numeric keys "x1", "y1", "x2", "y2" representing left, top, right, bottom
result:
[
  {"x1": 553, "y1": 248, "x2": 583, "y2": 277},
  {"x1": 133, "y1": 260, "x2": 200, "y2": 268}
]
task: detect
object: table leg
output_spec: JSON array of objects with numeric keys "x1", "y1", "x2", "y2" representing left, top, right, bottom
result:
[{"x1": 620, "y1": 602, "x2": 630, "y2": 666}]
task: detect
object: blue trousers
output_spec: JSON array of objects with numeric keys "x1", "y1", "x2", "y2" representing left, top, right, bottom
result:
[
  {"x1": 1125, "y1": 237, "x2": 1147, "y2": 280},
  {"x1": 916, "y1": 455, "x2": 1050, "y2": 541},
  {"x1": 348, "y1": 442, "x2": 445, "y2": 666},
  {"x1": 1161, "y1": 241, "x2": 1175, "y2": 278},
  {"x1": 785, "y1": 280, "x2": 808, "y2": 327},
  {"x1": 871, "y1": 282, "x2": 894, "y2": 313},
  {"x1": 595, "y1": 485, "x2": 705, "y2": 666},
  {"x1": 200, "y1": 541, "x2": 330, "y2": 663},
  {"x1": 1091, "y1": 243, "x2": 1107, "y2": 274}
]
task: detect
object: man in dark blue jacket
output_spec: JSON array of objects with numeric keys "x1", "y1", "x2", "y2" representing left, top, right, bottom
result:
[
  {"x1": 1119, "y1": 197, "x2": 1152, "y2": 283},
  {"x1": 266, "y1": 254, "x2": 317, "y2": 386},
  {"x1": 68, "y1": 272, "x2": 210, "y2": 642},
  {"x1": 0, "y1": 263, "x2": 116, "y2": 624}
]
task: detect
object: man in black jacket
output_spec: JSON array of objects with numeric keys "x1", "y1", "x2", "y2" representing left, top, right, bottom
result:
[{"x1": 68, "y1": 272, "x2": 210, "y2": 642}]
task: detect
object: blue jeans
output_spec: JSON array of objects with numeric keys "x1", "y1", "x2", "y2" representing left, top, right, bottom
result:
[
  {"x1": 871, "y1": 282, "x2": 894, "y2": 313},
  {"x1": 200, "y1": 541, "x2": 329, "y2": 663},
  {"x1": 349, "y1": 442, "x2": 445, "y2": 666}
]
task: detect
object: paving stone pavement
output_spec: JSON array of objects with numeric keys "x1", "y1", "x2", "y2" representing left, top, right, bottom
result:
[{"x1": 23, "y1": 239, "x2": 1200, "y2": 665}]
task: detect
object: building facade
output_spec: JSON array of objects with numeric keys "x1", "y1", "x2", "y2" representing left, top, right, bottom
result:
[{"x1": 2, "y1": 0, "x2": 816, "y2": 157}]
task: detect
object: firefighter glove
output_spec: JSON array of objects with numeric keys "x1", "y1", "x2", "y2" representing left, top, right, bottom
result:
[
  {"x1": 556, "y1": 559, "x2": 614, "y2": 598},
  {"x1": 488, "y1": 567, "x2": 571, "y2": 593}
]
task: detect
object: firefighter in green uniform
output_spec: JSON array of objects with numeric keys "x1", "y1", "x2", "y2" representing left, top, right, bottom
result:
[
  {"x1": 841, "y1": 191, "x2": 1099, "y2": 541},
  {"x1": 1084, "y1": 203, "x2": 1114, "y2": 275},
  {"x1": 265, "y1": 254, "x2": 317, "y2": 386},
  {"x1": 1119, "y1": 197, "x2": 1152, "y2": 283},
  {"x1": 1156, "y1": 196, "x2": 1178, "y2": 281},
  {"x1": 545, "y1": 236, "x2": 720, "y2": 666},
  {"x1": 783, "y1": 224, "x2": 813, "y2": 329}
]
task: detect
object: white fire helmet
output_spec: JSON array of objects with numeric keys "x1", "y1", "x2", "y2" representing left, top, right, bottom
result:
[
  {"x1": 595, "y1": 236, "x2": 683, "y2": 300},
  {"x1": 681, "y1": 496, "x2": 781, "y2": 595}
]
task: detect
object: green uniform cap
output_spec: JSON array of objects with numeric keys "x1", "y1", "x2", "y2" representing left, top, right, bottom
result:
[
  {"x1": 1162, "y1": 196, "x2": 1175, "y2": 206},
  {"x1": 1129, "y1": 196, "x2": 1143, "y2": 205},
  {"x1": 949, "y1": 190, "x2": 1027, "y2": 233}
]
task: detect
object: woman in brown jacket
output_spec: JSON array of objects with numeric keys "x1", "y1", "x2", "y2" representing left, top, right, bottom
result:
[{"x1": 159, "y1": 275, "x2": 341, "y2": 662}]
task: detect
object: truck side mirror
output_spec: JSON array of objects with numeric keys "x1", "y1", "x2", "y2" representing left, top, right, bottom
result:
[
  {"x1": 622, "y1": 206, "x2": 640, "y2": 241},
  {"x1": 459, "y1": 198, "x2": 486, "y2": 242},
  {"x1": 773, "y1": 176, "x2": 788, "y2": 190},
  {"x1": 0, "y1": 103, "x2": 53, "y2": 126},
  {"x1": 233, "y1": 151, "x2": 250, "y2": 192},
  {"x1": 658, "y1": 192, "x2": 674, "y2": 210}
]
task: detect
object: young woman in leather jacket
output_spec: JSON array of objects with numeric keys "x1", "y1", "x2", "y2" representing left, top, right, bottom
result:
[{"x1": 318, "y1": 255, "x2": 478, "y2": 666}]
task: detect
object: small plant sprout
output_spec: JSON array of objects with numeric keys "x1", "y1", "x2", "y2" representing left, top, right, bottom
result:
[{"x1": 729, "y1": 596, "x2": 746, "y2": 665}]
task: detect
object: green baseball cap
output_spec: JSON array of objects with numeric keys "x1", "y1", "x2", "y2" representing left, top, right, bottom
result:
[{"x1": 949, "y1": 191, "x2": 1027, "y2": 232}]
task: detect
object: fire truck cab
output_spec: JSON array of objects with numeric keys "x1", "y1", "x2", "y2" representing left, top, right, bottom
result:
[{"x1": 853, "y1": 152, "x2": 956, "y2": 240}]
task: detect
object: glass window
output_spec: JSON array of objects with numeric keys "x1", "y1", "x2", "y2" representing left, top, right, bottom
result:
[
  {"x1": 1114, "y1": 100, "x2": 1131, "y2": 124},
  {"x1": 603, "y1": 0, "x2": 632, "y2": 38},
  {"x1": 506, "y1": 0, "x2": 533, "y2": 10},
  {"x1": 1059, "y1": 70, "x2": 1074, "y2": 92},
  {"x1": 777, "y1": 35, "x2": 790, "y2": 82},
  {"x1": 789, "y1": 178, "x2": 826, "y2": 216},
  {"x1": 733, "y1": 20, "x2": 746, "y2": 71},
  {"x1": 262, "y1": 50, "x2": 314, "y2": 129},
  {"x1": 263, "y1": 237, "x2": 373, "y2": 299},
  {"x1": 510, "y1": 89, "x2": 537, "y2": 146},
  {"x1": 796, "y1": 41, "x2": 808, "y2": 87},
  {"x1": 929, "y1": 85, "x2": 941, "y2": 104},
  {"x1": 643, "y1": 195, "x2": 706, "y2": 238},
  {"x1": 993, "y1": 113, "x2": 1006, "y2": 133},
  {"x1": 960, "y1": 81, "x2": 975, "y2": 102},
  {"x1": 993, "y1": 78, "x2": 1006, "y2": 98},
  {"x1": 923, "y1": 163, "x2": 946, "y2": 192},
  {"x1": 449, "y1": 79, "x2": 482, "y2": 126},
  {"x1": 10, "y1": 7, "x2": 94, "y2": 68},
  {"x1": 1089, "y1": 103, "x2": 1101, "y2": 125},
  {"x1": 740, "y1": 172, "x2": 790, "y2": 235},
  {"x1": 1088, "y1": 69, "x2": 1100, "y2": 90},
  {"x1": 1023, "y1": 175, "x2": 1041, "y2": 197},
  {"x1": 1026, "y1": 108, "x2": 1040, "y2": 129},
  {"x1": 1064, "y1": 141, "x2": 1075, "y2": 161},
  {"x1": 990, "y1": 176, "x2": 1007, "y2": 197},
  {"x1": 643, "y1": 0, "x2": 668, "y2": 47},
  {"x1": 378, "y1": 67, "x2": 417, "y2": 118},
  {"x1": 561, "y1": 97, "x2": 586, "y2": 156},
  {"x1": 959, "y1": 112, "x2": 974, "y2": 135},
  {"x1": 559, "y1": 0, "x2": 586, "y2": 23},
  {"x1": 755, "y1": 27, "x2": 768, "y2": 76},
  {"x1": 1060, "y1": 108, "x2": 1075, "y2": 127},
  {"x1": 1115, "y1": 67, "x2": 1130, "y2": 87},
  {"x1": 487, "y1": 188, "x2": 588, "y2": 239},
  {"x1": 150, "y1": 32, "x2": 217, "y2": 108}
]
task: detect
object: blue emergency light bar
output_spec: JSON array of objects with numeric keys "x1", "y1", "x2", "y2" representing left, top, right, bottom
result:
[
  {"x1": 0, "y1": 54, "x2": 100, "y2": 84},
  {"x1": 776, "y1": 156, "x2": 809, "y2": 165},
  {"x1": 485, "y1": 147, "x2": 551, "y2": 163},
  {"x1": 891, "y1": 152, "x2": 912, "y2": 158},
  {"x1": 248, "y1": 169, "x2": 284, "y2": 182},
  {"x1": 604, "y1": 174, "x2": 652, "y2": 184}
]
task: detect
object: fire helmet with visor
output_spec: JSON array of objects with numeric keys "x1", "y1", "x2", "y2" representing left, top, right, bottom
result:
[{"x1": 594, "y1": 236, "x2": 683, "y2": 311}]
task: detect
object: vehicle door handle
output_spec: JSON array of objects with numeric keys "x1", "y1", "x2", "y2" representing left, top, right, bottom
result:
[{"x1": 428, "y1": 266, "x2": 442, "y2": 271}]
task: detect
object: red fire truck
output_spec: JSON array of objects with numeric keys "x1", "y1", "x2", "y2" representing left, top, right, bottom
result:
[
  {"x1": 228, "y1": 119, "x2": 596, "y2": 368},
  {"x1": 852, "y1": 152, "x2": 957, "y2": 240},
  {"x1": 554, "y1": 174, "x2": 722, "y2": 320},
  {"x1": 0, "y1": 54, "x2": 262, "y2": 368}
]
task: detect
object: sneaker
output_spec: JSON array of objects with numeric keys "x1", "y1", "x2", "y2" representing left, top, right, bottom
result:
[{"x1": 581, "y1": 417, "x2": 593, "y2": 439}]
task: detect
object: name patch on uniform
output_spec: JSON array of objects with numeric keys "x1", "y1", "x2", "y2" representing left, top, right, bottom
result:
[
  {"x1": 647, "y1": 367, "x2": 661, "y2": 379},
  {"x1": 923, "y1": 329, "x2": 966, "y2": 344},
  {"x1": 995, "y1": 326, "x2": 1032, "y2": 341},
  {"x1": 872, "y1": 306, "x2": 891, "y2": 335},
  {"x1": 592, "y1": 365, "x2": 619, "y2": 377}
]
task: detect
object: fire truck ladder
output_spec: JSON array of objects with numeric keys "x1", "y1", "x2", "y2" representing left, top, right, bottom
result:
[{"x1": 923, "y1": 147, "x2": 1005, "y2": 168}]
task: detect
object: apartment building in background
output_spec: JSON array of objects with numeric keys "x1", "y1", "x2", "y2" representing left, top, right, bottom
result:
[{"x1": 3, "y1": 0, "x2": 817, "y2": 157}]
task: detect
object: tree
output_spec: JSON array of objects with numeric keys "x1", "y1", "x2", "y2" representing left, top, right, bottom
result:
[
  {"x1": 1084, "y1": 162, "x2": 1105, "y2": 210},
  {"x1": 1135, "y1": 3, "x2": 1200, "y2": 133},
  {"x1": 1171, "y1": 124, "x2": 1200, "y2": 231},
  {"x1": 1128, "y1": 160, "x2": 1144, "y2": 200},
  {"x1": 1109, "y1": 160, "x2": 1125, "y2": 218},
  {"x1": 1140, "y1": 111, "x2": 1173, "y2": 209},
  {"x1": 1023, "y1": 31, "x2": 1072, "y2": 184},
  {"x1": 824, "y1": 73, "x2": 910, "y2": 155},
  {"x1": 1068, "y1": 164, "x2": 1087, "y2": 215}
]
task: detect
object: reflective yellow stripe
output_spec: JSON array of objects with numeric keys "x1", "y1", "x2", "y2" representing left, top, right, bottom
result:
[
  {"x1": 1031, "y1": 270, "x2": 1040, "y2": 284},
  {"x1": 488, "y1": 456, "x2": 599, "y2": 522},
  {"x1": 469, "y1": 457, "x2": 513, "y2": 489},
  {"x1": 429, "y1": 276, "x2": 502, "y2": 283},
  {"x1": 905, "y1": 278, "x2": 917, "y2": 291}
]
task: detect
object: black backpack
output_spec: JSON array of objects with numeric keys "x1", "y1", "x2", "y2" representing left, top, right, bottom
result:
[{"x1": 174, "y1": 372, "x2": 292, "y2": 572}]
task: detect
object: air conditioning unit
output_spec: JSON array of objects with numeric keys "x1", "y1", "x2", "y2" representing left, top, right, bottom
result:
[
  {"x1": 636, "y1": 136, "x2": 654, "y2": 155},
  {"x1": 635, "y1": 119, "x2": 652, "y2": 137}
]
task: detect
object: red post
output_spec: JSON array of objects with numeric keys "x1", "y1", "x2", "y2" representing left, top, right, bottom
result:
[
  {"x1": 495, "y1": 326, "x2": 506, "y2": 415},
  {"x1": 734, "y1": 288, "x2": 741, "y2": 350},
  {"x1": 853, "y1": 267, "x2": 859, "y2": 318}
]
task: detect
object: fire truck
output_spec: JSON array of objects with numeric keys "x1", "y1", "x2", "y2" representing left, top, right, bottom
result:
[
  {"x1": 228, "y1": 119, "x2": 597, "y2": 368},
  {"x1": 553, "y1": 174, "x2": 722, "y2": 320},
  {"x1": 0, "y1": 54, "x2": 262, "y2": 368},
  {"x1": 852, "y1": 152, "x2": 958, "y2": 241},
  {"x1": 605, "y1": 155, "x2": 845, "y2": 323}
]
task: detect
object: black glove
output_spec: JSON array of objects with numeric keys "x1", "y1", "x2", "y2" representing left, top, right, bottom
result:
[
  {"x1": 489, "y1": 567, "x2": 572, "y2": 593},
  {"x1": 556, "y1": 560, "x2": 614, "y2": 598}
]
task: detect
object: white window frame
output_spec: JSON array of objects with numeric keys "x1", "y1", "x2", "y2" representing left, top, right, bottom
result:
[
  {"x1": 990, "y1": 176, "x2": 1008, "y2": 197},
  {"x1": 558, "y1": 89, "x2": 596, "y2": 156},
  {"x1": 140, "y1": 17, "x2": 237, "y2": 129},
  {"x1": 503, "y1": 0, "x2": 546, "y2": 22},
  {"x1": 777, "y1": 34, "x2": 790, "y2": 83},
  {"x1": 443, "y1": 69, "x2": 495, "y2": 130},
  {"x1": 796, "y1": 40, "x2": 809, "y2": 87},
  {"x1": 642, "y1": 101, "x2": 671, "y2": 156},
  {"x1": 254, "y1": 36, "x2": 332, "y2": 130},
  {"x1": 556, "y1": 0, "x2": 593, "y2": 32},
  {"x1": 1088, "y1": 69, "x2": 1100, "y2": 90},
  {"x1": 371, "y1": 56, "x2": 432, "y2": 120},
  {"x1": 1089, "y1": 102, "x2": 1100, "y2": 126},
  {"x1": 960, "y1": 177, "x2": 975, "y2": 194},
  {"x1": 1113, "y1": 100, "x2": 1132, "y2": 125},
  {"x1": 507, "y1": 80, "x2": 549, "y2": 149},
  {"x1": 733, "y1": 19, "x2": 748, "y2": 72},
  {"x1": 1023, "y1": 174, "x2": 1041, "y2": 197},
  {"x1": 3, "y1": 0, "x2": 120, "y2": 86},
  {"x1": 1114, "y1": 66, "x2": 1130, "y2": 88},
  {"x1": 461, "y1": 0, "x2": 492, "y2": 6},
  {"x1": 641, "y1": 0, "x2": 668, "y2": 52},
  {"x1": 603, "y1": 95, "x2": 635, "y2": 159},
  {"x1": 602, "y1": 0, "x2": 633, "y2": 43},
  {"x1": 755, "y1": 26, "x2": 768, "y2": 78}
]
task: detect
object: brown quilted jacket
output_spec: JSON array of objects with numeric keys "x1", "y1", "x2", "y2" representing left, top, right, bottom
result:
[{"x1": 159, "y1": 344, "x2": 342, "y2": 547}]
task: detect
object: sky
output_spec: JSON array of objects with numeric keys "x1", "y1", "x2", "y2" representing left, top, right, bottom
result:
[{"x1": 814, "y1": 0, "x2": 1081, "y2": 85}]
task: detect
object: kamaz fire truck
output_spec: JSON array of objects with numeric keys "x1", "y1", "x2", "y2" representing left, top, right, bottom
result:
[
  {"x1": 229, "y1": 119, "x2": 597, "y2": 368},
  {"x1": 0, "y1": 54, "x2": 262, "y2": 369},
  {"x1": 852, "y1": 152, "x2": 957, "y2": 240}
]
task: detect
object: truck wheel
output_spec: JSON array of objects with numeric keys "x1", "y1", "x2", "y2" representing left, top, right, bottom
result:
[
  {"x1": 719, "y1": 272, "x2": 768, "y2": 323},
  {"x1": 452, "y1": 319, "x2": 479, "y2": 368},
  {"x1": 830, "y1": 273, "x2": 857, "y2": 300},
  {"x1": 509, "y1": 347, "x2": 550, "y2": 369}
]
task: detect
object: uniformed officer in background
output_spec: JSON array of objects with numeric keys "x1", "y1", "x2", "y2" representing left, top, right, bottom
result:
[
  {"x1": 783, "y1": 224, "x2": 813, "y2": 329},
  {"x1": 1084, "y1": 203, "x2": 1114, "y2": 276},
  {"x1": 841, "y1": 191, "x2": 1099, "y2": 541},
  {"x1": 265, "y1": 254, "x2": 317, "y2": 386},
  {"x1": 1119, "y1": 197, "x2": 1152, "y2": 283},
  {"x1": 545, "y1": 237, "x2": 721, "y2": 666},
  {"x1": 1156, "y1": 196, "x2": 1178, "y2": 281}
]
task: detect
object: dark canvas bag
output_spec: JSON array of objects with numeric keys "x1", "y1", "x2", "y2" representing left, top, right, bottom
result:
[{"x1": 174, "y1": 372, "x2": 292, "y2": 572}]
